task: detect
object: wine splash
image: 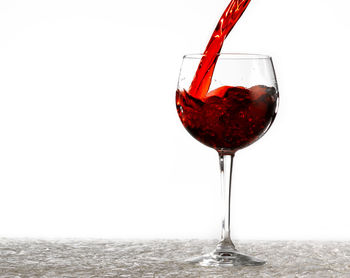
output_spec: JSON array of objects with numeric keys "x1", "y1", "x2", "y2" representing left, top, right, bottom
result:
[{"x1": 189, "y1": 0, "x2": 252, "y2": 100}]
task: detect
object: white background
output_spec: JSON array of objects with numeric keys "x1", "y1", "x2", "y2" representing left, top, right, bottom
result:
[{"x1": 0, "y1": 0, "x2": 349, "y2": 240}]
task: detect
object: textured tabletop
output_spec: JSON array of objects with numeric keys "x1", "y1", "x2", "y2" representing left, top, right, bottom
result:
[{"x1": 0, "y1": 239, "x2": 350, "y2": 277}]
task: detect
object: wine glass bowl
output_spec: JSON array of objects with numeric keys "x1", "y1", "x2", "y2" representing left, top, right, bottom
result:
[
  {"x1": 176, "y1": 53, "x2": 279, "y2": 155},
  {"x1": 175, "y1": 53, "x2": 279, "y2": 266}
]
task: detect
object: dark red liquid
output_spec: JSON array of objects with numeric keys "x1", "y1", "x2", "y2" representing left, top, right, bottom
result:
[
  {"x1": 177, "y1": 0, "x2": 278, "y2": 152},
  {"x1": 176, "y1": 86, "x2": 278, "y2": 153}
]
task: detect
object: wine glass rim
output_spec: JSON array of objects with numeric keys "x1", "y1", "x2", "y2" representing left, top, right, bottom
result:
[{"x1": 183, "y1": 53, "x2": 272, "y2": 60}]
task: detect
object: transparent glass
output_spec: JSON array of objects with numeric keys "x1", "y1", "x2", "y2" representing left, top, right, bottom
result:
[{"x1": 176, "y1": 53, "x2": 279, "y2": 266}]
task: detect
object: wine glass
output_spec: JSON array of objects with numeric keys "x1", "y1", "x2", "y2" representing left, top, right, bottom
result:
[{"x1": 176, "y1": 53, "x2": 279, "y2": 266}]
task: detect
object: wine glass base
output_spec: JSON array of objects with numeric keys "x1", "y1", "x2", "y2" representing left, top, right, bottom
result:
[{"x1": 186, "y1": 247, "x2": 265, "y2": 266}]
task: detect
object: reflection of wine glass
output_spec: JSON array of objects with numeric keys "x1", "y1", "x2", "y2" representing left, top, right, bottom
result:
[{"x1": 176, "y1": 53, "x2": 279, "y2": 266}]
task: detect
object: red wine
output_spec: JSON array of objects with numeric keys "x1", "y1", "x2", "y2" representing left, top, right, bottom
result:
[
  {"x1": 189, "y1": 0, "x2": 252, "y2": 100},
  {"x1": 176, "y1": 86, "x2": 278, "y2": 153},
  {"x1": 177, "y1": 0, "x2": 278, "y2": 152}
]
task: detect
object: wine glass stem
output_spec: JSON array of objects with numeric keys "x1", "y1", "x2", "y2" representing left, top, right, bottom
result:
[{"x1": 219, "y1": 153, "x2": 235, "y2": 247}]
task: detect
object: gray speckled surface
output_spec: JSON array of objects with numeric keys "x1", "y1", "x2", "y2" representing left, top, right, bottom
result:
[{"x1": 0, "y1": 239, "x2": 350, "y2": 277}]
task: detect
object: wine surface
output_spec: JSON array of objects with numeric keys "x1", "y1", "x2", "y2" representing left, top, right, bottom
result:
[{"x1": 176, "y1": 86, "x2": 278, "y2": 152}]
